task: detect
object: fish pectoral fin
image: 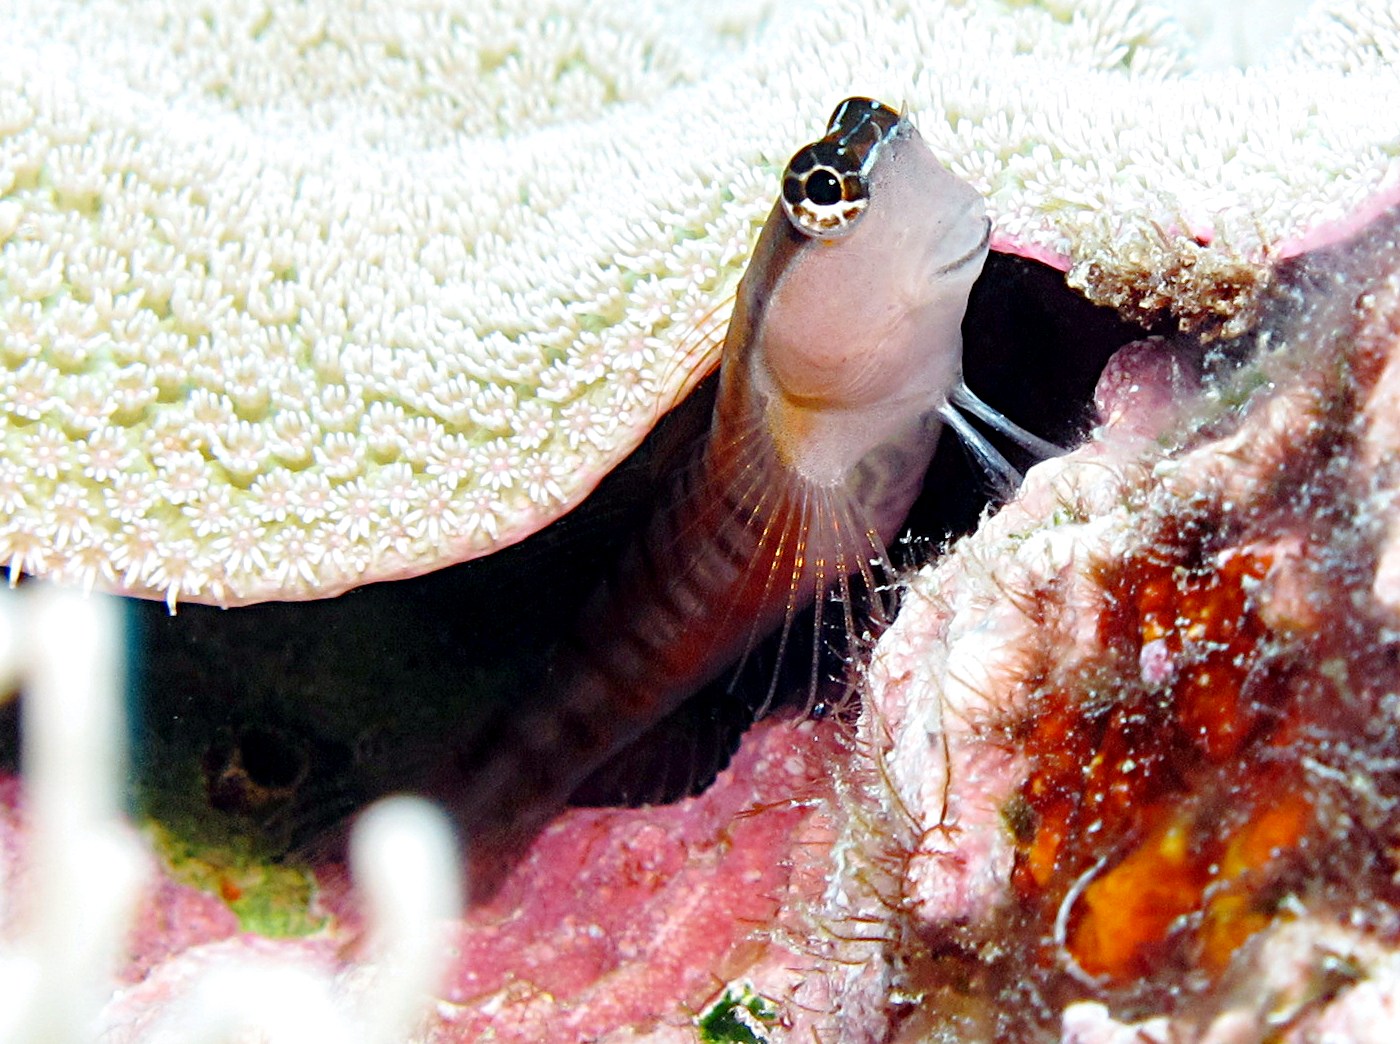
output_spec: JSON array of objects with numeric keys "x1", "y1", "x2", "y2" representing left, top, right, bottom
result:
[
  {"x1": 938, "y1": 401, "x2": 1024, "y2": 502},
  {"x1": 940, "y1": 380, "x2": 1070, "y2": 501},
  {"x1": 948, "y1": 380, "x2": 1067, "y2": 461}
]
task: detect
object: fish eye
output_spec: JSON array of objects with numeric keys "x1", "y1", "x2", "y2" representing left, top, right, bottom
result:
[
  {"x1": 780, "y1": 145, "x2": 868, "y2": 240},
  {"x1": 779, "y1": 98, "x2": 904, "y2": 240},
  {"x1": 806, "y1": 168, "x2": 842, "y2": 206}
]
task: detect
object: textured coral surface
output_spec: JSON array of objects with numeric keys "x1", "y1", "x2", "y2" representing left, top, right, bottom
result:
[{"x1": 3, "y1": 0, "x2": 1399, "y2": 605}]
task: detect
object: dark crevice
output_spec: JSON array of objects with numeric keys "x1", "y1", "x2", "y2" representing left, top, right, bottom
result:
[{"x1": 88, "y1": 251, "x2": 1153, "y2": 854}]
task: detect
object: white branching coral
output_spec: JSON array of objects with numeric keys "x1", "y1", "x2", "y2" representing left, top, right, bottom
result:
[
  {"x1": 0, "y1": 586, "x2": 463, "y2": 1044},
  {"x1": 1, "y1": 0, "x2": 1399, "y2": 606}
]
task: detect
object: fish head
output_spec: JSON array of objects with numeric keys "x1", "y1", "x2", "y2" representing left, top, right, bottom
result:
[{"x1": 729, "y1": 98, "x2": 990, "y2": 485}]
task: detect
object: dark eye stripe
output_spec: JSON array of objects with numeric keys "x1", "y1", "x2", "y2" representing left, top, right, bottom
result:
[
  {"x1": 826, "y1": 97, "x2": 902, "y2": 159},
  {"x1": 786, "y1": 148, "x2": 817, "y2": 177}
]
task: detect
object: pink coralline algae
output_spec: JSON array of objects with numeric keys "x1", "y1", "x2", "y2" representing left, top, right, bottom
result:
[
  {"x1": 0, "y1": 717, "x2": 870, "y2": 1042},
  {"x1": 323, "y1": 719, "x2": 861, "y2": 1043}
]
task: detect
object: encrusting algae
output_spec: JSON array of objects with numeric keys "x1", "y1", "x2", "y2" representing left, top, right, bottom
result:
[{"x1": 850, "y1": 193, "x2": 1400, "y2": 1039}]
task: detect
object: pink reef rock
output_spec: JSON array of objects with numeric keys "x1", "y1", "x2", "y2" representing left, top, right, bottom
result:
[
  {"x1": 4, "y1": 717, "x2": 867, "y2": 1042},
  {"x1": 320, "y1": 718, "x2": 859, "y2": 1043}
]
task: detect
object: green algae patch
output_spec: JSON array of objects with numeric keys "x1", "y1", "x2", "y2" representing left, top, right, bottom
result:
[
  {"x1": 696, "y1": 983, "x2": 780, "y2": 1044},
  {"x1": 142, "y1": 811, "x2": 325, "y2": 938}
]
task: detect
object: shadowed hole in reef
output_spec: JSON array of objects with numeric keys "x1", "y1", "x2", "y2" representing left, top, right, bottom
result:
[
  {"x1": 0, "y1": 253, "x2": 1161, "y2": 871},
  {"x1": 204, "y1": 726, "x2": 312, "y2": 813},
  {"x1": 236, "y1": 728, "x2": 306, "y2": 792}
]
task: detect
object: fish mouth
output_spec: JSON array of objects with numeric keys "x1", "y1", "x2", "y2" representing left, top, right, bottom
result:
[{"x1": 931, "y1": 214, "x2": 992, "y2": 278}]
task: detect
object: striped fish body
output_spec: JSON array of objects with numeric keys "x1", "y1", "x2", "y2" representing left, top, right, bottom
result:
[{"x1": 441, "y1": 100, "x2": 990, "y2": 846}]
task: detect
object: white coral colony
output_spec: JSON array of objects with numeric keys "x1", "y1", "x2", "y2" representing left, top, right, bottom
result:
[{"x1": 1, "y1": 0, "x2": 1398, "y2": 608}]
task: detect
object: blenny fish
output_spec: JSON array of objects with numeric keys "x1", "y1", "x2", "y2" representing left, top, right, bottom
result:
[{"x1": 431, "y1": 98, "x2": 1059, "y2": 848}]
